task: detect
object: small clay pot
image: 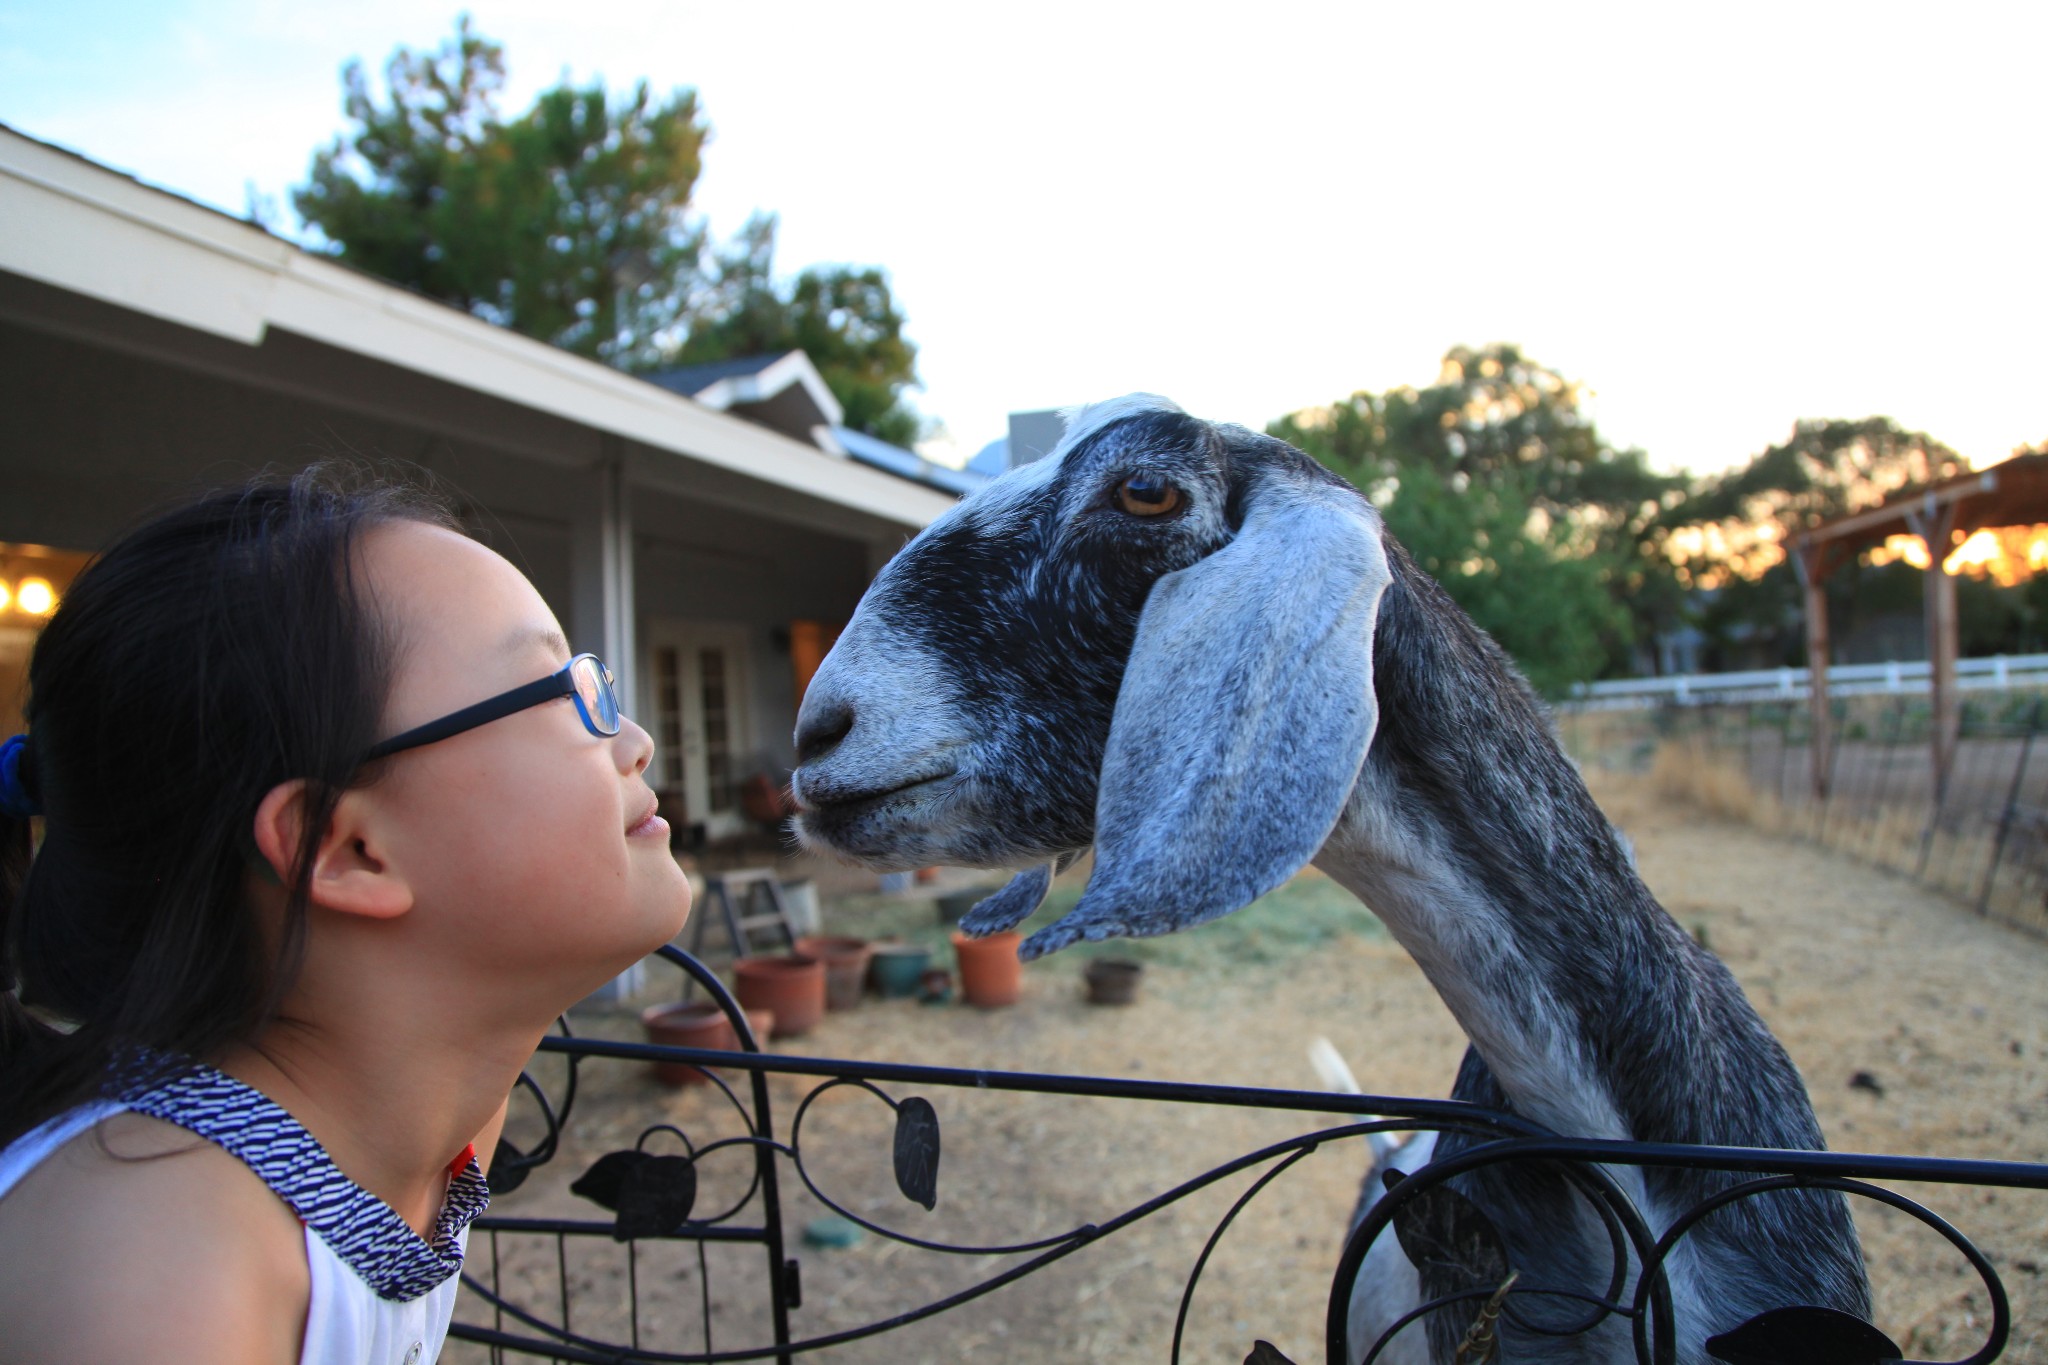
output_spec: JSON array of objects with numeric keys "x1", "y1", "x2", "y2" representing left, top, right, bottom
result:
[
  {"x1": 868, "y1": 942, "x2": 932, "y2": 999},
  {"x1": 640, "y1": 1002, "x2": 774, "y2": 1086},
  {"x1": 795, "y1": 935, "x2": 874, "y2": 1012},
  {"x1": 918, "y1": 967, "x2": 954, "y2": 1003},
  {"x1": 732, "y1": 953, "x2": 826, "y2": 1038},
  {"x1": 951, "y1": 930, "x2": 1023, "y2": 1008},
  {"x1": 1083, "y1": 957, "x2": 1144, "y2": 1006}
]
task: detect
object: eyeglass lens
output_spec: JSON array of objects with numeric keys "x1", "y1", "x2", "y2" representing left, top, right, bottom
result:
[{"x1": 572, "y1": 656, "x2": 622, "y2": 735}]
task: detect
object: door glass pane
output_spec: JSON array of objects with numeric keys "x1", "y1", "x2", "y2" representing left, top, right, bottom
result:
[
  {"x1": 654, "y1": 646, "x2": 683, "y2": 796},
  {"x1": 700, "y1": 648, "x2": 732, "y2": 813}
]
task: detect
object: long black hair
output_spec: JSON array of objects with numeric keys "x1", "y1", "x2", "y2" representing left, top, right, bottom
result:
[{"x1": 0, "y1": 467, "x2": 455, "y2": 1145}]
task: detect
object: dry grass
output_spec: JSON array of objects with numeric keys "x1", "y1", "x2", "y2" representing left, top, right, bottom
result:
[
  {"x1": 1649, "y1": 735, "x2": 1779, "y2": 825},
  {"x1": 1635, "y1": 730, "x2": 2048, "y2": 937}
]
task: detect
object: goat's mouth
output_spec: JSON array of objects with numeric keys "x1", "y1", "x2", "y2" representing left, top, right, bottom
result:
[
  {"x1": 790, "y1": 768, "x2": 964, "y2": 866},
  {"x1": 791, "y1": 768, "x2": 959, "y2": 819}
]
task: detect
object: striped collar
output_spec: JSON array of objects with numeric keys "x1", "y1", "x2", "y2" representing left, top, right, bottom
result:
[{"x1": 117, "y1": 1057, "x2": 490, "y2": 1302}]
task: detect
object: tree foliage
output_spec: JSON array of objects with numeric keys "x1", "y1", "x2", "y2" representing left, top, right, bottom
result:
[
  {"x1": 1661, "y1": 419, "x2": 1969, "y2": 669},
  {"x1": 292, "y1": 18, "x2": 924, "y2": 440},
  {"x1": 1668, "y1": 418, "x2": 1967, "y2": 583},
  {"x1": 293, "y1": 17, "x2": 707, "y2": 368},
  {"x1": 677, "y1": 214, "x2": 924, "y2": 446},
  {"x1": 1269, "y1": 344, "x2": 1681, "y2": 692}
]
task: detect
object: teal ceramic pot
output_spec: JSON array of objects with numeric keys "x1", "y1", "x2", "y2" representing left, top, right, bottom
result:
[{"x1": 868, "y1": 943, "x2": 932, "y2": 998}]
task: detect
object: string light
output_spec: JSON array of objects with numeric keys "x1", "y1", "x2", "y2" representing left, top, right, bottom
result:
[
  {"x1": 16, "y1": 577, "x2": 54, "y2": 615},
  {"x1": 0, "y1": 577, "x2": 61, "y2": 617}
]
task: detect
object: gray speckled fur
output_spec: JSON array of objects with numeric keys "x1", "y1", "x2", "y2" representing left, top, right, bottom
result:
[{"x1": 790, "y1": 396, "x2": 1870, "y2": 1364}]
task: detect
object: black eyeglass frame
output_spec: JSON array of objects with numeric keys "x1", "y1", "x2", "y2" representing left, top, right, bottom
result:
[{"x1": 364, "y1": 653, "x2": 621, "y2": 761}]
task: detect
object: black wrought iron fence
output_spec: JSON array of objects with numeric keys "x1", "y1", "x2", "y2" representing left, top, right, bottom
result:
[
  {"x1": 445, "y1": 946, "x2": 2048, "y2": 1365},
  {"x1": 1561, "y1": 695, "x2": 2048, "y2": 939}
]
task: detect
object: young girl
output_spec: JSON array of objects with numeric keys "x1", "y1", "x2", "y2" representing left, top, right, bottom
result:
[{"x1": 0, "y1": 471, "x2": 692, "y2": 1363}]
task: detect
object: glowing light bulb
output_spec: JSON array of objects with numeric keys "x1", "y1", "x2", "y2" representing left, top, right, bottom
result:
[
  {"x1": 0, "y1": 580, "x2": 10, "y2": 612},
  {"x1": 17, "y1": 577, "x2": 55, "y2": 615}
]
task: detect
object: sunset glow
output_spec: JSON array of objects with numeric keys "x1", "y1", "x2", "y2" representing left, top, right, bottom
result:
[{"x1": 1868, "y1": 527, "x2": 2048, "y2": 585}]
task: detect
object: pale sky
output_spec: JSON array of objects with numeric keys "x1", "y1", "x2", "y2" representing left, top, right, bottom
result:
[{"x1": 4, "y1": 1, "x2": 2043, "y2": 475}]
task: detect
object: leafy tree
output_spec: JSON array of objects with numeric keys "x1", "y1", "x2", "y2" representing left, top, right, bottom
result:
[
  {"x1": 1667, "y1": 417, "x2": 1967, "y2": 584},
  {"x1": 1270, "y1": 344, "x2": 1679, "y2": 691},
  {"x1": 1664, "y1": 418, "x2": 1969, "y2": 668},
  {"x1": 293, "y1": 17, "x2": 707, "y2": 368},
  {"x1": 677, "y1": 213, "x2": 925, "y2": 446},
  {"x1": 293, "y1": 18, "x2": 926, "y2": 440}
]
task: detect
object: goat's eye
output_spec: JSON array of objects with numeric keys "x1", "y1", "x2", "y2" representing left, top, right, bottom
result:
[{"x1": 1114, "y1": 474, "x2": 1184, "y2": 517}]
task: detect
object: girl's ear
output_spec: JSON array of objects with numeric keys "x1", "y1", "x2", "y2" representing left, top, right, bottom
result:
[{"x1": 251, "y1": 781, "x2": 413, "y2": 921}]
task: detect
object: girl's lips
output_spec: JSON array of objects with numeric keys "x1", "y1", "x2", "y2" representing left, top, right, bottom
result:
[{"x1": 627, "y1": 795, "x2": 666, "y2": 839}]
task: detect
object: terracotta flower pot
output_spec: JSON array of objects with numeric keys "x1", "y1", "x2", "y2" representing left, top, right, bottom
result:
[
  {"x1": 1083, "y1": 957, "x2": 1144, "y2": 1006},
  {"x1": 794, "y1": 935, "x2": 874, "y2": 1012},
  {"x1": 951, "y1": 931, "x2": 1023, "y2": 1008},
  {"x1": 733, "y1": 953, "x2": 826, "y2": 1038},
  {"x1": 868, "y1": 942, "x2": 932, "y2": 998},
  {"x1": 640, "y1": 1002, "x2": 773, "y2": 1086}
]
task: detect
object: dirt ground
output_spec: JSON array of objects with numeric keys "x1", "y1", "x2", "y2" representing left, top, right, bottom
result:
[{"x1": 450, "y1": 774, "x2": 2048, "y2": 1364}]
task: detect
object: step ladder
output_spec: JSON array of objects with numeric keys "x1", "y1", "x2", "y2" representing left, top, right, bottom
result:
[{"x1": 684, "y1": 867, "x2": 801, "y2": 996}]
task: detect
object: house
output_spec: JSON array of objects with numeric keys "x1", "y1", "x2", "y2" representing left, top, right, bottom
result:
[{"x1": 0, "y1": 124, "x2": 964, "y2": 845}]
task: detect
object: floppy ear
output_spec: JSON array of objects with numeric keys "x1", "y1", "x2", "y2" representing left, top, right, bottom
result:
[{"x1": 1020, "y1": 462, "x2": 1390, "y2": 960}]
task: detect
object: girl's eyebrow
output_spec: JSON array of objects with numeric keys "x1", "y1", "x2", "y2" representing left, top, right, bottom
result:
[{"x1": 504, "y1": 625, "x2": 573, "y2": 661}]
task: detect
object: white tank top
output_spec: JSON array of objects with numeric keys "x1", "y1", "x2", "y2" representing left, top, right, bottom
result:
[{"x1": 0, "y1": 1058, "x2": 488, "y2": 1365}]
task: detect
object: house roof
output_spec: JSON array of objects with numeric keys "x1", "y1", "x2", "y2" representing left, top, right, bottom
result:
[
  {"x1": 643, "y1": 352, "x2": 995, "y2": 498},
  {"x1": 831, "y1": 426, "x2": 991, "y2": 498},
  {"x1": 0, "y1": 123, "x2": 954, "y2": 532},
  {"x1": 642, "y1": 350, "x2": 846, "y2": 453},
  {"x1": 645, "y1": 352, "x2": 795, "y2": 395}
]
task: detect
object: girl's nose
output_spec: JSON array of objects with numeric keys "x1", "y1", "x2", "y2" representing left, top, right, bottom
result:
[{"x1": 616, "y1": 714, "x2": 654, "y2": 776}]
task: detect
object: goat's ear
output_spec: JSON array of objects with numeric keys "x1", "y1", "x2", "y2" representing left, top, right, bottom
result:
[{"x1": 1020, "y1": 466, "x2": 1389, "y2": 960}]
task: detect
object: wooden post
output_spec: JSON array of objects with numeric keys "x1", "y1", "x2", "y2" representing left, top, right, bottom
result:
[
  {"x1": 1908, "y1": 502, "x2": 1962, "y2": 803},
  {"x1": 1794, "y1": 540, "x2": 1833, "y2": 800}
]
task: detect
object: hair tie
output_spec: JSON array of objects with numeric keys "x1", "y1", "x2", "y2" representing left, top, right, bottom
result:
[{"x1": 0, "y1": 733, "x2": 42, "y2": 819}]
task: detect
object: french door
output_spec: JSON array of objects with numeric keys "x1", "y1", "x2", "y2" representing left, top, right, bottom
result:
[{"x1": 643, "y1": 622, "x2": 752, "y2": 842}]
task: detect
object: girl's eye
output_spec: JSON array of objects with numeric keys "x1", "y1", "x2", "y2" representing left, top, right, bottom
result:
[{"x1": 1114, "y1": 474, "x2": 1184, "y2": 517}]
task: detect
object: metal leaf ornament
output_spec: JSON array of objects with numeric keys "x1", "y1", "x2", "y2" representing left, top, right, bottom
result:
[
  {"x1": 612, "y1": 1154, "x2": 699, "y2": 1241},
  {"x1": 1704, "y1": 1306, "x2": 1902, "y2": 1365},
  {"x1": 569, "y1": 1149, "x2": 647, "y2": 1211},
  {"x1": 1243, "y1": 1341, "x2": 1300, "y2": 1364},
  {"x1": 485, "y1": 1137, "x2": 532, "y2": 1195},
  {"x1": 1383, "y1": 1168, "x2": 1512, "y2": 1289},
  {"x1": 893, "y1": 1096, "x2": 941, "y2": 1211}
]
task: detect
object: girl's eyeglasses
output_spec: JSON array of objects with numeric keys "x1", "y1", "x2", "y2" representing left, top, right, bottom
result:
[{"x1": 365, "y1": 653, "x2": 621, "y2": 761}]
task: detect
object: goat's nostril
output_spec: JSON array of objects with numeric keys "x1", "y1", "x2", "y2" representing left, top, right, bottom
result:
[{"x1": 795, "y1": 699, "x2": 856, "y2": 766}]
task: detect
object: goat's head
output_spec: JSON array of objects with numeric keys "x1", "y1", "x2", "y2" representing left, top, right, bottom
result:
[{"x1": 791, "y1": 395, "x2": 1392, "y2": 958}]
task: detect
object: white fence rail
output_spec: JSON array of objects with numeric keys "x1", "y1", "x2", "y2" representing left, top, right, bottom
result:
[{"x1": 1563, "y1": 653, "x2": 2048, "y2": 710}]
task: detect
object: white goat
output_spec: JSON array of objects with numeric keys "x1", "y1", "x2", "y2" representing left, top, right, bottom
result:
[{"x1": 789, "y1": 395, "x2": 1868, "y2": 1363}]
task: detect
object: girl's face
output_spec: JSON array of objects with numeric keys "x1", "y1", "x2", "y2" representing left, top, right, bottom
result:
[{"x1": 356, "y1": 521, "x2": 691, "y2": 1009}]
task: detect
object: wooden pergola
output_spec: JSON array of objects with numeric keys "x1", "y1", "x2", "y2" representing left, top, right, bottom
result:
[{"x1": 1791, "y1": 452, "x2": 2048, "y2": 799}]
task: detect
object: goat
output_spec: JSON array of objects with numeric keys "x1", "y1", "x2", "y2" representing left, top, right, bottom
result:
[{"x1": 789, "y1": 395, "x2": 1869, "y2": 1363}]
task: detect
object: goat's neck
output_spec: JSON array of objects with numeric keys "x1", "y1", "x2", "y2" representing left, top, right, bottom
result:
[{"x1": 1314, "y1": 554, "x2": 1794, "y2": 1149}]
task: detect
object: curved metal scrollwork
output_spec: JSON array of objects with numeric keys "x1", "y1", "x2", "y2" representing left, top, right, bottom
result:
[{"x1": 449, "y1": 946, "x2": 2048, "y2": 1364}]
